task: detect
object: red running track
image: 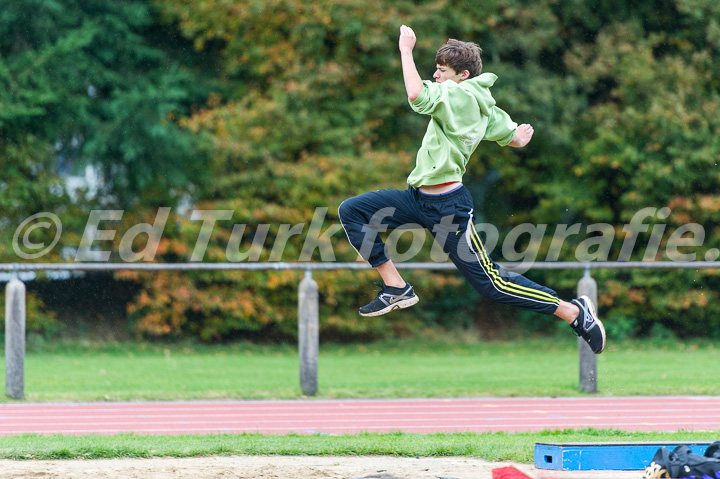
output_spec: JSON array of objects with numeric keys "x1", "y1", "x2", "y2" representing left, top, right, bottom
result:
[{"x1": 0, "y1": 396, "x2": 719, "y2": 436}]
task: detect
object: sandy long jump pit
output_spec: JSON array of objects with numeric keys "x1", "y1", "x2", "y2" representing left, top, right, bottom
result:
[
  {"x1": 0, "y1": 456, "x2": 496, "y2": 479},
  {"x1": 0, "y1": 455, "x2": 639, "y2": 479}
]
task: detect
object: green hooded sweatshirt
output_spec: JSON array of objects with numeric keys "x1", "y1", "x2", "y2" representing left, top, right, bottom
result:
[{"x1": 406, "y1": 72, "x2": 517, "y2": 187}]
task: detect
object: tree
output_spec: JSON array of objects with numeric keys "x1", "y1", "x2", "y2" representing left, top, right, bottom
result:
[{"x1": 0, "y1": 0, "x2": 212, "y2": 207}]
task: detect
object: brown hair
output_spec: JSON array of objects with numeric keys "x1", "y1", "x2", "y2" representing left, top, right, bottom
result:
[{"x1": 435, "y1": 39, "x2": 483, "y2": 78}]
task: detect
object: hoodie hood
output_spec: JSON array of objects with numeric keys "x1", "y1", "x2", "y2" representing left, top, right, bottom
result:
[{"x1": 462, "y1": 72, "x2": 498, "y2": 117}]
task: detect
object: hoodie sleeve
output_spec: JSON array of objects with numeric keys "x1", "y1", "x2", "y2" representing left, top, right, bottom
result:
[
  {"x1": 409, "y1": 80, "x2": 443, "y2": 115},
  {"x1": 483, "y1": 105, "x2": 518, "y2": 146}
]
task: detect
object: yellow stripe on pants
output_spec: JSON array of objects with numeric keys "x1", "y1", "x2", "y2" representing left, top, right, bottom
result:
[{"x1": 468, "y1": 221, "x2": 560, "y2": 305}]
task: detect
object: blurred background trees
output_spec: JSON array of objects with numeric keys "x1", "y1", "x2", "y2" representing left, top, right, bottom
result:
[{"x1": 1, "y1": 0, "x2": 719, "y2": 342}]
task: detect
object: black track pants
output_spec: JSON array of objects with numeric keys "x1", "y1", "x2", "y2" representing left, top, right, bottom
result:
[{"x1": 338, "y1": 185, "x2": 560, "y2": 315}]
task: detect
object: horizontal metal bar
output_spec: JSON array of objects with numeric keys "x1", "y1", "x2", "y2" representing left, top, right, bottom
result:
[{"x1": 0, "y1": 261, "x2": 719, "y2": 272}]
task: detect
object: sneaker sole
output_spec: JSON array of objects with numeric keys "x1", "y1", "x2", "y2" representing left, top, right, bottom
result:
[
  {"x1": 359, "y1": 296, "x2": 419, "y2": 317},
  {"x1": 579, "y1": 295, "x2": 606, "y2": 354}
]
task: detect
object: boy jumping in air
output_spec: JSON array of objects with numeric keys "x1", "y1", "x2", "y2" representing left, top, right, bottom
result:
[{"x1": 338, "y1": 25, "x2": 605, "y2": 353}]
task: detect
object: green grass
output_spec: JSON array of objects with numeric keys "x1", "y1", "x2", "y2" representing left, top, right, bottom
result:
[
  {"x1": 1, "y1": 337, "x2": 719, "y2": 402},
  {"x1": 1, "y1": 429, "x2": 719, "y2": 461}
]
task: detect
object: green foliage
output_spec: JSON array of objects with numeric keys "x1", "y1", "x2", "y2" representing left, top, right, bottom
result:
[
  {"x1": 0, "y1": 0, "x2": 212, "y2": 205},
  {"x1": 4, "y1": 0, "x2": 720, "y2": 341},
  {"x1": 0, "y1": 289, "x2": 58, "y2": 338},
  {"x1": 115, "y1": 0, "x2": 720, "y2": 341},
  {"x1": 603, "y1": 314, "x2": 639, "y2": 342}
]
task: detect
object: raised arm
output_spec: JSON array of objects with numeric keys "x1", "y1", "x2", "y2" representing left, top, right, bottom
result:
[
  {"x1": 399, "y1": 25, "x2": 423, "y2": 102},
  {"x1": 508, "y1": 123, "x2": 534, "y2": 148}
]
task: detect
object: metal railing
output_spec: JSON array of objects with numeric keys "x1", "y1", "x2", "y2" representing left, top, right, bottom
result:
[{"x1": 4, "y1": 260, "x2": 720, "y2": 400}]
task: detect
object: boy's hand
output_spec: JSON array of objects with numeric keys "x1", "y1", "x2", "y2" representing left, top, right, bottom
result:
[
  {"x1": 509, "y1": 124, "x2": 534, "y2": 147},
  {"x1": 399, "y1": 25, "x2": 416, "y2": 53}
]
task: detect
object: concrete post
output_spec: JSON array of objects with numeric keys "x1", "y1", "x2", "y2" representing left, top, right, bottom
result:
[
  {"x1": 577, "y1": 266, "x2": 598, "y2": 393},
  {"x1": 298, "y1": 270, "x2": 319, "y2": 396},
  {"x1": 5, "y1": 277, "x2": 26, "y2": 400}
]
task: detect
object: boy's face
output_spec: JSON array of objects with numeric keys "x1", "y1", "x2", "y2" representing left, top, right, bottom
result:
[{"x1": 433, "y1": 64, "x2": 469, "y2": 83}]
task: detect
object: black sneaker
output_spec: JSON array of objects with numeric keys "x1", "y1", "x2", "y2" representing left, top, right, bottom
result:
[
  {"x1": 359, "y1": 283, "x2": 419, "y2": 317},
  {"x1": 570, "y1": 295, "x2": 606, "y2": 354}
]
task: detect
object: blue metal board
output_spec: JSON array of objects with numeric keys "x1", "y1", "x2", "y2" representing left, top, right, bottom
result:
[{"x1": 535, "y1": 442, "x2": 711, "y2": 471}]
